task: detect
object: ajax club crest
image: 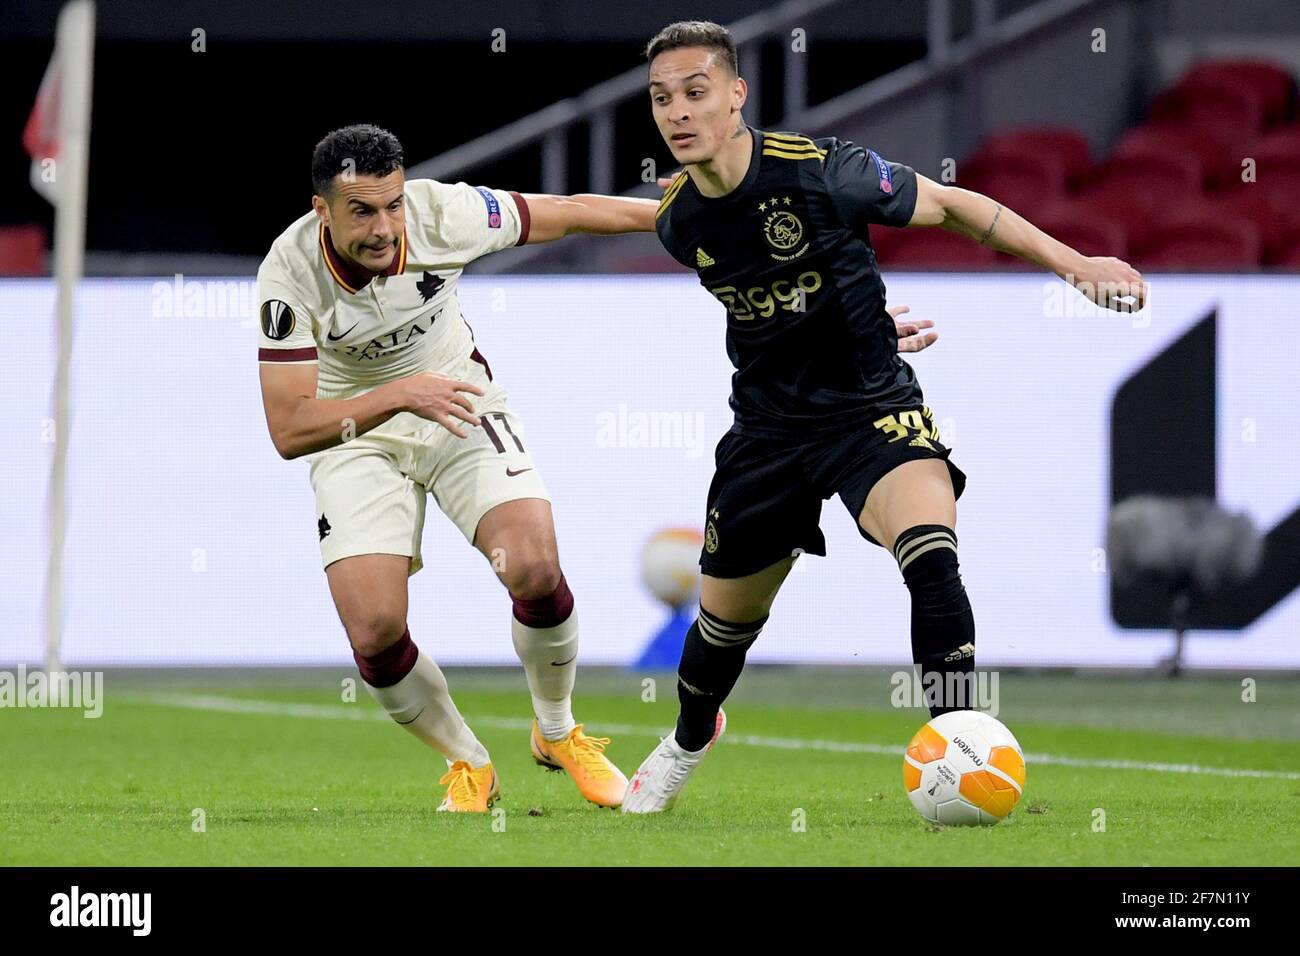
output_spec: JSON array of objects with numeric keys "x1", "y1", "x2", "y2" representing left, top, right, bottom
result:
[{"x1": 759, "y1": 197, "x2": 809, "y2": 261}]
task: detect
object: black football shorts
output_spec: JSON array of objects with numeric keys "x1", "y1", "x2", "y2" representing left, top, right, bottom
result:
[{"x1": 700, "y1": 404, "x2": 967, "y2": 578}]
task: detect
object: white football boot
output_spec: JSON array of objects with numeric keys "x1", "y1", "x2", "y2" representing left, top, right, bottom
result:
[{"x1": 621, "y1": 709, "x2": 726, "y2": 814}]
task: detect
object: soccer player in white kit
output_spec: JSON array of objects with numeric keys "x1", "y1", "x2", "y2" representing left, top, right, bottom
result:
[{"x1": 256, "y1": 125, "x2": 658, "y2": 811}]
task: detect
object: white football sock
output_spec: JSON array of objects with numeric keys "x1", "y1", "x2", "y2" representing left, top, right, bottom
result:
[
  {"x1": 364, "y1": 651, "x2": 490, "y2": 766},
  {"x1": 511, "y1": 611, "x2": 578, "y2": 741}
]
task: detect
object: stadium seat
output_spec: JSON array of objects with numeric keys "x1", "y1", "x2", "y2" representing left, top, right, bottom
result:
[
  {"x1": 1251, "y1": 122, "x2": 1300, "y2": 158},
  {"x1": 1022, "y1": 197, "x2": 1130, "y2": 259},
  {"x1": 1247, "y1": 143, "x2": 1300, "y2": 202},
  {"x1": 0, "y1": 224, "x2": 48, "y2": 276},
  {"x1": 1112, "y1": 123, "x2": 1236, "y2": 189},
  {"x1": 1149, "y1": 80, "x2": 1268, "y2": 138},
  {"x1": 955, "y1": 152, "x2": 1069, "y2": 211},
  {"x1": 973, "y1": 126, "x2": 1092, "y2": 183},
  {"x1": 867, "y1": 223, "x2": 897, "y2": 257},
  {"x1": 1177, "y1": 60, "x2": 1296, "y2": 125},
  {"x1": 1075, "y1": 155, "x2": 1204, "y2": 238},
  {"x1": 874, "y1": 226, "x2": 998, "y2": 268},
  {"x1": 1267, "y1": 241, "x2": 1300, "y2": 268},
  {"x1": 1160, "y1": 189, "x2": 1283, "y2": 239},
  {"x1": 1131, "y1": 211, "x2": 1262, "y2": 269},
  {"x1": 1079, "y1": 153, "x2": 1203, "y2": 194},
  {"x1": 1260, "y1": 219, "x2": 1300, "y2": 265}
]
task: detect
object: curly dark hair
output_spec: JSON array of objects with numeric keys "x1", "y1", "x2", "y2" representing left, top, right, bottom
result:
[
  {"x1": 644, "y1": 20, "x2": 738, "y2": 76},
  {"x1": 311, "y1": 124, "x2": 404, "y2": 197}
]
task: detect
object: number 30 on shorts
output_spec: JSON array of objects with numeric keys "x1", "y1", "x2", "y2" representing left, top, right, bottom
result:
[{"x1": 873, "y1": 406, "x2": 940, "y2": 443}]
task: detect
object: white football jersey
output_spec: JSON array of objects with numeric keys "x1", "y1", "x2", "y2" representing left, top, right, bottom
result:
[{"x1": 255, "y1": 178, "x2": 530, "y2": 398}]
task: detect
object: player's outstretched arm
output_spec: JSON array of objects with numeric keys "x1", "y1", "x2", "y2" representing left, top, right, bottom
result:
[
  {"x1": 520, "y1": 193, "x2": 659, "y2": 243},
  {"x1": 908, "y1": 174, "x2": 1147, "y2": 312},
  {"x1": 259, "y1": 363, "x2": 484, "y2": 459}
]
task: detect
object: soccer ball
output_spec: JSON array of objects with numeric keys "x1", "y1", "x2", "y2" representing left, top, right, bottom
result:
[
  {"x1": 640, "y1": 527, "x2": 705, "y2": 608},
  {"x1": 902, "y1": 710, "x2": 1026, "y2": 826}
]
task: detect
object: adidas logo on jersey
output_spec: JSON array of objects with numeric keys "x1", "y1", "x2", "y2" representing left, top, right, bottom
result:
[
  {"x1": 696, "y1": 247, "x2": 716, "y2": 269},
  {"x1": 908, "y1": 435, "x2": 934, "y2": 450}
]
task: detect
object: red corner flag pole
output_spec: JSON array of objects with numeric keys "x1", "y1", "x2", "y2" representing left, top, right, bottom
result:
[{"x1": 26, "y1": 1, "x2": 96, "y2": 675}]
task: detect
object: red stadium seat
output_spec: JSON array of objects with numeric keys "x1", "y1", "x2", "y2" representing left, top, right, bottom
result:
[
  {"x1": 1079, "y1": 154, "x2": 1203, "y2": 193},
  {"x1": 1268, "y1": 242, "x2": 1300, "y2": 269},
  {"x1": 1252, "y1": 123, "x2": 1300, "y2": 157},
  {"x1": 1112, "y1": 123, "x2": 1236, "y2": 189},
  {"x1": 1055, "y1": 186, "x2": 1164, "y2": 247},
  {"x1": 1131, "y1": 211, "x2": 1261, "y2": 269},
  {"x1": 1160, "y1": 189, "x2": 1283, "y2": 238},
  {"x1": 1246, "y1": 142, "x2": 1300, "y2": 207},
  {"x1": 0, "y1": 224, "x2": 48, "y2": 276},
  {"x1": 875, "y1": 227, "x2": 998, "y2": 268},
  {"x1": 974, "y1": 126, "x2": 1092, "y2": 183},
  {"x1": 1149, "y1": 81, "x2": 1268, "y2": 138},
  {"x1": 1260, "y1": 219, "x2": 1300, "y2": 265},
  {"x1": 868, "y1": 223, "x2": 898, "y2": 257},
  {"x1": 1208, "y1": 129, "x2": 1300, "y2": 224},
  {"x1": 1178, "y1": 60, "x2": 1296, "y2": 125},
  {"x1": 1076, "y1": 155, "x2": 1204, "y2": 221},
  {"x1": 955, "y1": 152, "x2": 1069, "y2": 211},
  {"x1": 1024, "y1": 197, "x2": 1130, "y2": 259}
]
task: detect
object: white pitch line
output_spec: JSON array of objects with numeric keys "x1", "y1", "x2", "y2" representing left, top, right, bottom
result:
[{"x1": 126, "y1": 692, "x2": 1300, "y2": 781}]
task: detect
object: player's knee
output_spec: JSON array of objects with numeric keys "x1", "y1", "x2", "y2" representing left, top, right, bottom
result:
[
  {"x1": 500, "y1": 546, "x2": 562, "y2": 600},
  {"x1": 344, "y1": 609, "x2": 408, "y2": 658}
]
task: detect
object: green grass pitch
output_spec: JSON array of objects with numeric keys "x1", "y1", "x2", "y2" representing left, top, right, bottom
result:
[{"x1": 2, "y1": 668, "x2": 1297, "y2": 866}]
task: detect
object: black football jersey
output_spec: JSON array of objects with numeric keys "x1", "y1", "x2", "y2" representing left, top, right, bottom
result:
[{"x1": 656, "y1": 127, "x2": 926, "y2": 442}]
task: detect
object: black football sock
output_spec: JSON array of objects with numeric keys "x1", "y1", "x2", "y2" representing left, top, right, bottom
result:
[
  {"x1": 674, "y1": 606, "x2": 765, "y2": 752},
  {"x1": 894, "y1": 524, "x2": 976, "y2": 717}
]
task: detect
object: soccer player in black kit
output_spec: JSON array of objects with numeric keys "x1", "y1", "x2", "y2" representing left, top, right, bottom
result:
[{"x1": 622, "y1": 20, "x2": 1146, "y2": 813}]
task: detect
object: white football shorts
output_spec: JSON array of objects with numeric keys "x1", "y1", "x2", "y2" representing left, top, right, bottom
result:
[{"x1": 306, "y1": 348, "x2": 549, "y2": 575}]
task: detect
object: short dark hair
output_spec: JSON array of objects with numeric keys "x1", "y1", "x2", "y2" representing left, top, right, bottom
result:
[
  {"x1": 311, "y1": 124, "x2": 404, "y2": 197},
  {"x1": 644, "y1": 20, "x2": 738, "y2": 76}
]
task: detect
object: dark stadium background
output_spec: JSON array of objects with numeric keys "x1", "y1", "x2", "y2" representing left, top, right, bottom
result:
[{"x1": 0, "y1": 1, "x2": 926, "y2": 259}]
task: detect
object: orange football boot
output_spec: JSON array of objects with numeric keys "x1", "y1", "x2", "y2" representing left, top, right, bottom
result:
[
  {"x1": 530, "y1": 722, "x2": 628, "y2": 808},
  {"x1": 437, "y1": 760, "x2": 500, "y2": 812}
]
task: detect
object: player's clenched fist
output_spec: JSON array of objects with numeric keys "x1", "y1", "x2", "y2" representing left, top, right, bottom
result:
[
  {"x1": 397, "y1": 371, "x2": 485, "y2": 438},
  {"x1": 1068, "y1": 256, "x2": 1148, "y2": 313}
]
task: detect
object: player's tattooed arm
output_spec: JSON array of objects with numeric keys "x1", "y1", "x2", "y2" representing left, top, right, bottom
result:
[
  {"x1": 520, "y1": 193, "x2": 660, "y2": 241},
  {"x1": 908, "y1": 174, "x2": 1147, "y2": 312}
]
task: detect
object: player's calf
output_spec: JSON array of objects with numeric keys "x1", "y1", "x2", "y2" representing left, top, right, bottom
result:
[
  {"x1": 510, "y1": 571, "x2": 579, "y2": 741},
  {"x1": 894, "y1": 524, "x2": 976, "y2": 717},
  {"x1": 511, "y1": 573, "x2": 629, "y2": 805},
  {"x1": 675, "y1": 605, "x2": 765, "y2": 751},
  {"x1": 353, "y1": 627, "x2": 493, "y2": 776}
]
